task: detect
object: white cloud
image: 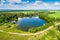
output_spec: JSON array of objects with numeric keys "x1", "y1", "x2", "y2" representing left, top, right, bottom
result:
[
  {"x1": 9, "y1": 0, "x2": 21, "y2": 3},
  {"x1": 21, "y1": 1, "x2": 51, "y2": 10},
  {"x1": 43, "y1": 3, "x2": 49, "y2": 6},
  {"x1": 0, "y1": 0, "x2": 60, "y2": 10},
  {"x1": 0, "y1": 4, "x2": 3, "y2": 6},
  {"x1": 23, "y1": 1, "x2": 60, "y2": 10},
  {"x1": 54, "y1": 2, "x2": 60, "y2": 6}
]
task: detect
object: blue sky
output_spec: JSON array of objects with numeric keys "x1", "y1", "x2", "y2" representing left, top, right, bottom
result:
[{"x1": 0, "y1": 0, "x2": 60, "y2": 10}]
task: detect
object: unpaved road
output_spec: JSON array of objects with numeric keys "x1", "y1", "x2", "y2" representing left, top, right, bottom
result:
[{"x1": 0, "y1": 22, "x2": 60, "y2": 36}]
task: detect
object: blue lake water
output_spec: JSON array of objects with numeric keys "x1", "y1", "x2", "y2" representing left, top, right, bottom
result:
[{"x1": 17, "y1": 17, "x2": 46, "y2": 30}]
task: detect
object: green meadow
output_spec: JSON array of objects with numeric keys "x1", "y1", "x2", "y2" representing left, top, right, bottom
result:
[{"x1": 49, "y1": 11, "x2": 60, "y2": 18}]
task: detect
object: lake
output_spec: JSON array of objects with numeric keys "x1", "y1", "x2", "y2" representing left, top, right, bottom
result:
[{"x1": 17, "y1": 16, "x2": 46, "y2": 31}]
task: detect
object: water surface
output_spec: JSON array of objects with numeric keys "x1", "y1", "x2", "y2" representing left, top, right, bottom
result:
[{"x1": 17, "y1": 17, "x2": 46, "y2": 30}]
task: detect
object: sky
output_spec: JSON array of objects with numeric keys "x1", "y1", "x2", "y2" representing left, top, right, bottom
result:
[{"x1": 0, "y1": 0, "x2": 60, "y2": 10}]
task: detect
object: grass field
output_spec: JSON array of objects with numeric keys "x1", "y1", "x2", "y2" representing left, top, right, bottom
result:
[
  {"x1": 49, "y1": 11, "x2": 60, "y2": 18},
  {"x1": 0, "y1": 32, "x2": 32, "y2": 40},
  {"x1": 0, "y1": 27, "x2": 56, "y2": 40}
]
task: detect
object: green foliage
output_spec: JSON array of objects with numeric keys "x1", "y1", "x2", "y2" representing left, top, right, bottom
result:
[
  {"x1": 0, "y1": 13, "x2": 18, "y2": 23},
  {"x1": 39, "y1": 13, "x2": 56, "y2": 22},
  {"x1": 57, "y1": 25, "x2": 60, "y2": 31},
  {"x1": 28, "y1": 22, "x2": 54, "y2": 33},
  {"x1": 28, "y1": 27, "x2": 38, "y2": 33}
]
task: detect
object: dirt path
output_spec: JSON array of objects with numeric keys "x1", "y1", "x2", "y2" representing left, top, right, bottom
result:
[
  {"x1": 0, "y1": 22, "x2": 60, "y2": 36},
  {"x1": 28, "y1": 22, "x2": 60, "y2": 40}
]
